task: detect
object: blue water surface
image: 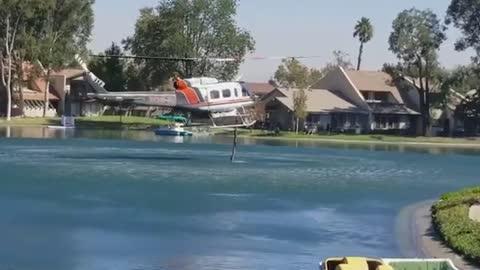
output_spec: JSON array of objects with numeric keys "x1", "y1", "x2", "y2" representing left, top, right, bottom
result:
[{"x1": 0, "y1": 127, "x2": 478, "y2": 270}]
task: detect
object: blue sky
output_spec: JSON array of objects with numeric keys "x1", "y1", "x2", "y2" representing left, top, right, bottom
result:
[{"x1": 91, "y1": 0, "x2": 474, "y2": 82}]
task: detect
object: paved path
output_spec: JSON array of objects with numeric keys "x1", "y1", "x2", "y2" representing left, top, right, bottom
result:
[
  {"x1": 469, "y1": 204, "x2": 480, "y2": 222},
  {"x1": 396, "y1": 201, "x2": 479, "y2": 270}
]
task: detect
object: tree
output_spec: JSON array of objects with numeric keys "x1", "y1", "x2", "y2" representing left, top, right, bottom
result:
[
  {"x1": 292, "y1": 89, "x2": 308, "y2": 134},
  {"x1": 446, "y1": 0, "x2": 480, "y2": 65},
  {"x1": 89, "y1": 43, "x2": 128, "y2": 92},
  {"x1": 353, "y1": 17, "x2": 374, "y2": 71},
  {"x1": 274, "y1": 58, "x2": 320, "y2": 133},
  {"x1": 322, "y1": 50, "x2": 354, "y2": 75},
  {"x1": 388, "y1": 8, "x2": 447, "y2": 136},
  {"x1": 35, "y1": 0, "x2": 94, "y2": 117},
  {"x1": 0, "y1": 0, "x2": 47, "y2": 120},
  {"x1": 124, "y1": 0, "x2": 255, "y2": 89},
  {"x1": 441, "y1": 65, "x2": 480, "y2": 135}
]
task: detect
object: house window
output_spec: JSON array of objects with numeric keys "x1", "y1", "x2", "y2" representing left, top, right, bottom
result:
[
  {"x1": 222, "y1": 89, "x2": 231, "y2": 98},
  {"x1": 361, "y1": 91, "x2": 369, "y2": 100},
  {"x1": 210, "y1": 90, "x2": 220, "y2": 99},
  {"x1": 374, "y1": 92, "x2": 389, "y2": 102}
]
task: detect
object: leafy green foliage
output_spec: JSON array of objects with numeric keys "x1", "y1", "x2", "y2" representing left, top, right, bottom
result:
[
  {"x1": 34, "y1": 0, "x2": 94, "y2": 70},
  {"x1": 274, "y1": 58, "x2": 319, "y2": 133},
  {"x1": 440, "y1": 66, "x2": 480, "y2": 135},
  {"x1": 389, "y1": 8, "x2": 447, "y2": 136},
  {"x1": 124, "y1": 0, "x2": 255, "y2": 87},
  {"x1": 322, "y1": 50, "x2": 354, "y2": 75},
  {"x1": 446, "y1": 0, "x2": 480, "y2": 64},
  {"x1": 0, "y1": 0, "x2": 56, "y2": 119},
  {"x1": 275, "y1": 58, "x2": 310, "y2": 90},
  {"x1": 432, "y1": 186, "x2": 480, "y2": 263},
  {"x1": 442, "y1": 66, "x2": 480, "y2": 95},
  {"x1": 89, "y1": 43, "x2": 128, "y2": 92},
  {"x1": 353, "y1": 17, "x2": 374, "y2": 70},
  {"x1": 293, "y1": 89, "x2": 308, "y2": 122},
  {"x1": 389, "y1": 8, "x2": 446, "y2": 64}
]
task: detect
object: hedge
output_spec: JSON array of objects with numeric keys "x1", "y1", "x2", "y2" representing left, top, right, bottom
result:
[{"x1": 431, "y1": 186, "x2": 480, "y2": 263}]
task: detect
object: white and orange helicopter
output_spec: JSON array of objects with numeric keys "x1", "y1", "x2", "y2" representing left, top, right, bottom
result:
[
  {"x1": 75, "y1": 54, "x2": 257, "y2": 128},
  {"x1": 75, "y1": 54, "x2": 322, "y2": 129}
]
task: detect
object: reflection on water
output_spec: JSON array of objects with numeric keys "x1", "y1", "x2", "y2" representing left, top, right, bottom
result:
[{"x1": 1, "y1": 126, "x2": 480, "y2": 156}]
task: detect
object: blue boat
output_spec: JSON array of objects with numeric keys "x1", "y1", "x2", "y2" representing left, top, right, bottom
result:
[{"x1": 154, "y1": 124, "x2": 193, "y2": 137}]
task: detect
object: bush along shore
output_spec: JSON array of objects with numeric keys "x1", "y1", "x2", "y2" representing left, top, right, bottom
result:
[{"x1": 431, "y1": 186, "x2": 480, "y2": 264}]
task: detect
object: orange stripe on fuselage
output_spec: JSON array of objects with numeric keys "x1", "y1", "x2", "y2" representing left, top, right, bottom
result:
[{"x1": 174, "y1": 79, "x2": 200, "y2": 104}]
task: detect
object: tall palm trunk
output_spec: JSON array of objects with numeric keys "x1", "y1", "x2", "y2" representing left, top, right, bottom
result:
[{"x1": 357, "y1": 42, "x2": 364, "y2": 71}]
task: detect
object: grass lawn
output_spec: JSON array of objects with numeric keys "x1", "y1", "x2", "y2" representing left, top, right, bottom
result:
[
  {"x1": 0, "y1": 116, "x2": 169, "y2": 130},
  {"x1": 216, "y1": 129, "x2": 480, "y2": 145}
]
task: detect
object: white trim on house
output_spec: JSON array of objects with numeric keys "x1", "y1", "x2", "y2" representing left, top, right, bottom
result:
[{"x1": 339, "y1": 66, "x2": 370, "y2": 109}]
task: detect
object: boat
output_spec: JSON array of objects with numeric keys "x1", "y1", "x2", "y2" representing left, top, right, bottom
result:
[
  {"x1": 154, "y1": 123, "x2": 193, "y2": 137},
  {"x1": 155, "y1": 114, "x2": 188, "y2": 123},
  {"x1": 319, "y1": 257, "x2": 460, "y2": 270}
]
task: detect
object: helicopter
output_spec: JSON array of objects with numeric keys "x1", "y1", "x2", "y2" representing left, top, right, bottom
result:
[{"x1": 75, "y1": 54, "x2": 257, "y2": 128}]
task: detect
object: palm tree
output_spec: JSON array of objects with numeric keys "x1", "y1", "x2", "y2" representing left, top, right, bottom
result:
[{"x1": 353, "y1": 17, "x2": 374, "y2": 71}]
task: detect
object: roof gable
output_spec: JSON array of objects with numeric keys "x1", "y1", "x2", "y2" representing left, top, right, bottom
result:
[{"x1": 344, "y1": 70, "x2": 404, "y2": 103}]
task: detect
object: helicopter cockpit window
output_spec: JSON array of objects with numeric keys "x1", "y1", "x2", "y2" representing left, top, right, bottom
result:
[
  {"x1": 222, "y1": 89, "x2": 231, "y2": 98},
  {"x1": 241, "y1": 85, "x2": 250, "y2": 97},
  {"x1": 234, "y1": 88, "x2": 239, "y2": 97},
  {"x1": 210, "y1": 90, "x2": 220, "y2": 99}
]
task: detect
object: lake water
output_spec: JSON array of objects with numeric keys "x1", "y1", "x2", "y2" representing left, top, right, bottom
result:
[{"x1": 0, "y1": 126, "x2": 479, "y2": 270}]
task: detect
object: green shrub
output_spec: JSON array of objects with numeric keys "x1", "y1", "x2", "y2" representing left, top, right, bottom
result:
[{"x1": 432, "y1": 186, "x2": 480, "y2": 263}]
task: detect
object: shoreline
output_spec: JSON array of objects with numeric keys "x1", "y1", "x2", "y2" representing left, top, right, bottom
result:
[
  {"x1": 396, "y1": 200, "x2": 479, "y2": 270},
  {"x1": 238, "y1": 135, "x2": 480, "y2": 149},
  {"x1": 2, "y1": 123, "x2": 480, "y2": 149}
]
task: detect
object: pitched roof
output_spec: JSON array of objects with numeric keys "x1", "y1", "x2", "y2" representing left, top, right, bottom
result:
[
  {"x1": 273, "y1": 88, "x2": 368, "y2": 114},
  {"x1": 344, "y1": 70, "x2": 404, "y2": 103},
  {"x1": 17, "y1": 88, "x2": 59, "y2": 101},
  {"x1": 245, "y1": 82, "x2": 275, "y2": 96},
  {"x1": 51, "y1": 68, "x2": 85, "y2": 79}
]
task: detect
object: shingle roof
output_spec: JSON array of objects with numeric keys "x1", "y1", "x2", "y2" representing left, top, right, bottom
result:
[
  {"x1": 51, "y1": 69, "x2": 85, "y2": 79},
  {"x1": 344, "y1": 70, "x2": 404, "y2": 103},
  {"x1": 245, "y1": 82, "x2": 275, "y2": 96},
  {"x1": 274, "y1": 88, "x2": 368, "y2": 114},
  {"x1": 18, "y1": 88, "x2": 59, "y2": 101}
]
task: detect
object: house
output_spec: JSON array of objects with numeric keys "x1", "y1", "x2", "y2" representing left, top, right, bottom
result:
[
  {"x1": 12, "y1": 63, "x2": 61, "y2": 117},
  {"x1": 0, "y1": 64, "x2": 104, "y2": 118},
  {"x1": 50, "y1": 69, "x2": 104, "y2": 117},
  {"x1": 314, "y1": 67, "x2": 421, "y2": 135},
  {"x1": 262, "y1": 88, "x2": 369, "y2": 132}
]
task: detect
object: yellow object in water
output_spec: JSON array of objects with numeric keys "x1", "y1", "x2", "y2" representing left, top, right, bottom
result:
[
  {"x1": 343, "y1": 257, "x2": 369, "y2": 270},
  {"x1": 376, "y1": 265, "x2": 394, "y2": 270},
  {"x1": 335, "y1": 264, "x2": 359, "y2": 270}
]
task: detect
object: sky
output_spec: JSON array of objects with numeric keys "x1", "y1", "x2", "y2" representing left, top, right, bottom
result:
[{"x1": 91, "y1": 0, "x2": 474, "y2": 82}]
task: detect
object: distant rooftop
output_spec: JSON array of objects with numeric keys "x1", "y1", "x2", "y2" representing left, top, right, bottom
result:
[
  {"x1": 245, "y1": 82, "x2": 275, "y2": 96},
  {"x1": 275, "y1": 88, "x2": 367, "y2": 114}
]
